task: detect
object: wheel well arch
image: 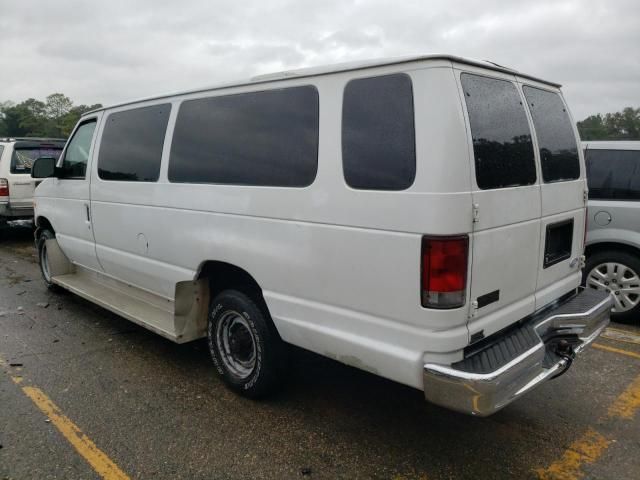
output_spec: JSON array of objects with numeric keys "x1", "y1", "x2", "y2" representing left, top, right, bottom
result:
[
  {"x1": 194, "y1": 260, "x2": 281, "y2": 337},
  {"x1": 196, "y1": 260, "x2": 264, "y2": 299},
  {"x1": 35, "y1": 216, "x2": 55, "y2": 236},
  {"x1": 585, "y1": 241, "x2": 640, "y2": 259}
]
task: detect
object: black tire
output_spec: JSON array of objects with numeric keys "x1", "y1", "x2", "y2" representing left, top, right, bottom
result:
[
  {"x1": 583, "y1": 249, "x2": 640, "y2": 323},
  {"x1": 37, "y1": 229, "x2": 60, "y2": 291},
  {"x1": 207, "y1": 289, "x2": 287, "y2": 398}
]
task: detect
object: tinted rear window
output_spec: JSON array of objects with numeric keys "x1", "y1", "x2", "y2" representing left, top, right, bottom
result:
[
  {"x1": 169, "y1": 86, "x2": 319, "y2": 187},
  {"x1": 523, "y1": 86, "x2": 580, "y2": 183},
  {"x1": 461, "y1": 74, "x2": 536, "y2": 190},
  {"x1": 586, "y1": 149, "x2": 640, "y2": 200},
  {"x1": 342, "y1": 73, "x2": 416, "y2": 190},
  {"x1": 11, "y1": 147, "x2": 63, "y2": 174},
  {"x1": 98, "y1": 104, "x2": 170, "y2": 182}
]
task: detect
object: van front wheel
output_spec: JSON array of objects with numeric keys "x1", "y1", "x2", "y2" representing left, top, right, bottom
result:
[
  {"x1": 207, "y1": 289, "x2": 286, "y2": 398},
  {"x1": 37, "y1": 229, "x2": 60, "y2": 291}
]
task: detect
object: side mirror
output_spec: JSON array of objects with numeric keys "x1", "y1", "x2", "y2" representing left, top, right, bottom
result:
[{"x1": 31, "y1": 157, "x2": 57, "y2": 179}]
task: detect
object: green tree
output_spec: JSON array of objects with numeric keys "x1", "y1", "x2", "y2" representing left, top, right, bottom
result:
[
  {"x1": 578, "y1": 107, "x2": 640, "y2": 140},
  {"x1": 0, "y1": 94, "x2": 102, "y2": 138},
  {"x1": 59, "y1": 104, "x2": 102, "y2": 137},
  {"x1": 44, "y1": 93, "x2": 73, "y2": 119},
  {"x1": 577, "y1": 114, "x2": 607, "y2": 140}
]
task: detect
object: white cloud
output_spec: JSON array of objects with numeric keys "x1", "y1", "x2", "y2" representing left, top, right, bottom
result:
[{"x1": 0, "y1": 0, "x2": 637, "y2": 119}]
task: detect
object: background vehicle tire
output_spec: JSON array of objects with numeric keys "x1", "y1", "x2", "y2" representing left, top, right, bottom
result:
[
  {"x1": 37, "y1": 229, "x2": 61, "y2": 291},
  {"x1": 583, "y1": 249, "x2": 640, "y2": 323},
  {"x1": 207, "y1": 289, "x2": 287, "y2": 398}
]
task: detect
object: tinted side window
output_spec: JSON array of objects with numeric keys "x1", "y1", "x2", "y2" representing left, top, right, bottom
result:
[
  {"x1": 523, "y1": 86, "x2": 580, "y2": 183},
  {"x1": 586, "y1": 149, "x2": 640, "y2": 200},
  {"x1": 169, "y1": 86, "x2": 318, "y2": 186},
  {"x1": 61, "y1": 120, "x2": 97, "y2": 179},
  {"x1": 461, "y1": 74, "x2": 536, "y2": 190},
  {"x1": 342, "y1": 74, "x2": 416, "y2": 190},
  {"x1": 99, "y1": 104, "x2": 170, "y2": 182}
]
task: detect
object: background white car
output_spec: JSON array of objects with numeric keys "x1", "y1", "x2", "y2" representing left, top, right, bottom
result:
[{"x1": 0, "y1": 137, "x2": 65, "y2": 227}]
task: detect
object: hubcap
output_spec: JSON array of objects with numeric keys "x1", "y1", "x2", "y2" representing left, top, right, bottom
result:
[
  {"x1": 587, "y1": 262, "x2": 640, "y2": 313},
  {"x1": 215, "y1": 311, "x2": 257, "y2": 379}
]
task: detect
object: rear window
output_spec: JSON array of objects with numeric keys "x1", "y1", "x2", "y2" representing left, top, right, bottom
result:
[
  {"x1": 342, "y1": 73, "x2": 416, "y2": 190},
  {"x1": 169, "y1": 86, "x2": 319, "y2": 187},
  {"x1": 98, "y1": 104, "x2": 170, "y2": 182},
  {"x1": 523, "y1": 86, "x2": 580, "y2": 183},
  {"x1": 11, "y1": 147, "x2": 63, "y2": 174},
  {"x1": 586, "y1": 149, "x2": 640, "y2": 200},
  {"x1": 461, "y1": 73, "x2": 536, "y2": 190}
]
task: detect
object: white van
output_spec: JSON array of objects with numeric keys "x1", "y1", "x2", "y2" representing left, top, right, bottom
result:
[
  {"x1": 31, "y1": 55, "x2": 611, "y2": 416},
  {"x1": 0, "y1": 138, "x2": 65, "y2": 226}
]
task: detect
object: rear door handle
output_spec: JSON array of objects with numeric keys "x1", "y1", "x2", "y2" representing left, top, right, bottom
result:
[{"x1": 85, "y1": 203, "x2": 90, "y2": 222}]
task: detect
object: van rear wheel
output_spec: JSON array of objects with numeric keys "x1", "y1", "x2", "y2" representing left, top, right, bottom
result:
[
  {"x1": 207, "y1": 289, "x2": 287, "y2": 397},
  {"x1": 584, "y1": 249, "x2": 640, "y2": 323}
]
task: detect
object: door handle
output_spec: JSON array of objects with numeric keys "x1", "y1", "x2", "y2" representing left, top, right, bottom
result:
[{"x1": 85, "y1": 203, "x2": 90, "y2": 222}]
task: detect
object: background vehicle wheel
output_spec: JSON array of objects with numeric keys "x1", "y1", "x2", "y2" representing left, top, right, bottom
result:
[
  {"x1": 584, "y1": 249, "x2": 640, "y2": 323},
  {"x1": 37, "y1": 229, "x2": 60, "y2": 291},
  {"x1": 207, "y1": 289, "x2": 287, "y2": 398}
]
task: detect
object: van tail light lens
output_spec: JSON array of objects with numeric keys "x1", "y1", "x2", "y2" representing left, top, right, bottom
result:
[
  {"x1": 421, "y1": 235, "x2": 468, "y2": 309},
  {"x1": 0, "y1": 179, "x2": 9, "y2": 197}
]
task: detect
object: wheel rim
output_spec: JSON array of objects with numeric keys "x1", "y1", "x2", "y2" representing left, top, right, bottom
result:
[
  {"x1": 40, "y1": 242, "x2": 51, "y2": 283},
  {"x1": 586, "y1": 262, "x2": 640, "y2": 313},
  {"x1": 215, "y1": 310, "x2": 257, "y2": 379}
]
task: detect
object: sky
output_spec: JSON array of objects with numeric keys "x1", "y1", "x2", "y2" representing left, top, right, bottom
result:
[{"x1": 0, "y1": 0, "x2": 638, "y2": 121}]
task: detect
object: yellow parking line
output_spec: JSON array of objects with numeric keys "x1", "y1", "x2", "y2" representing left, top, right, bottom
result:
[
  {"x1": 535, "y1": 372, "x2": 640, "y2": 480},
  {"x1": 601, "y1": 328, "x2": 640, "y2": 346},
  {"x1": 592, "y1": 343, "x2": 640, "y2": 360},
  {"x1": 1, "y1": 359, "x2": 129, "y2": 480},
  {"x1": 608, "y1": 374, "x2": 640, "y2": 420},
  {"x1": 535, "y1": 428, "x2": 610, "y2": 480}
]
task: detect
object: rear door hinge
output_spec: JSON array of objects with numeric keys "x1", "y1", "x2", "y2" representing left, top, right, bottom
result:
[
  {"x1": 472, "y1": 203, "x2": 480, "y2": 223},
  {"x1": 469, "y1": 299, "x2": 479, "y2": 318},
  {"x1": 583, "y1": 189, "x2": 589, "y2": 204}
]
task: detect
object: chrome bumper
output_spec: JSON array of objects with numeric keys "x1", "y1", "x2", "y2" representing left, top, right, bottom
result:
[{"x1": 423, "y1": 288, "x2": 612, "y2": 417}]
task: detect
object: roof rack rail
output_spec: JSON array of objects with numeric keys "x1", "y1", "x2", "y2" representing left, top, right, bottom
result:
[{"x1": 0, "y1": 137, "x2": 66, "y2": 142}]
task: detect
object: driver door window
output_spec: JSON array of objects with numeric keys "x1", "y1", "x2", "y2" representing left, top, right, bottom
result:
[{"x1": 60, "y1": 120, "x2": 97, "y2": 179}]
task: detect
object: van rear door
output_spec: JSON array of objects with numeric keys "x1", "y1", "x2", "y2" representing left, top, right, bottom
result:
[
  {"x1": 457, "y1": 69, "x2": 542, "y2": 337},
  {"x1": 519, "y1": 83, "x2": 585, "y2": 308}
]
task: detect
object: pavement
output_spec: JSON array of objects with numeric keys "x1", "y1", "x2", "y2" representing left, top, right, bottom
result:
[{"x1": 1, "y1": 220, "x2": 639, "y2": 480}]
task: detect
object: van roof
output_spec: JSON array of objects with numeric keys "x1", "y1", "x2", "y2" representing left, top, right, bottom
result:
[
  {"x1": 82, "y1": 54, "x2": 562, "y2": 116},
  {"x1": 582, "y1": 140, "x2": 640, "y2": 151}
]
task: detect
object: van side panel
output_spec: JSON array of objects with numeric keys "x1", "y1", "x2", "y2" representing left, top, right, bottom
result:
[{"x1": 86, "y1": 64, "x2": 474, "y2": 389}]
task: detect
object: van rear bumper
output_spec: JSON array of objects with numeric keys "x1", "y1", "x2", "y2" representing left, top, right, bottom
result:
[
  {"x1": 0, "y1": 203, "x2": 34, "y2": 219},
  {"x1": 423, "y1": 288, "x2": 612, "y2": 416}
]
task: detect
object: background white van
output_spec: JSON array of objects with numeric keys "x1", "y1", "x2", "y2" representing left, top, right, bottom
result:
[{"x1": 32, "y1": 55, "x2": 610, "y2": 416}]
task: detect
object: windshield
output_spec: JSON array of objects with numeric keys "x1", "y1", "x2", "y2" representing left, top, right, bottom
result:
[{"x1": 11, "y1": 147, "x2": 63, "y2": 174}]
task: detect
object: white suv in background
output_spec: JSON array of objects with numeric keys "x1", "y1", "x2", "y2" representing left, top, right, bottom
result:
[{"x1": 0, "y1": 138, "x2": 65, "y2": 226}]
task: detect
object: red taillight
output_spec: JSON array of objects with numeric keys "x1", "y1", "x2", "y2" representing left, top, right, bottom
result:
[
  {"x1": 421, "y1": 235, "x2": 468, "y2": 309},
  {"x1": 0, "y1": 179, "x2": 9, "y2": 197}
]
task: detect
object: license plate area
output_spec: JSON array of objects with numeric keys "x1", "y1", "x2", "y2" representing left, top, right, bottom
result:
[{"x1": 544, "y1": 219, "x2": 574, "y2": 268}]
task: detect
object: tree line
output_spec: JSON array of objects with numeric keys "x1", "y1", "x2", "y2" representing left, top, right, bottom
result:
[
  {"x1": 0, "y1": 93, "x2": 637, "y2": 141},
  {"x1": 576, "y1": 107, "x2": 640, "y2": 140},
  {"x1": 0, "y1": 94, "x2": 102, "y2": 139}
]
